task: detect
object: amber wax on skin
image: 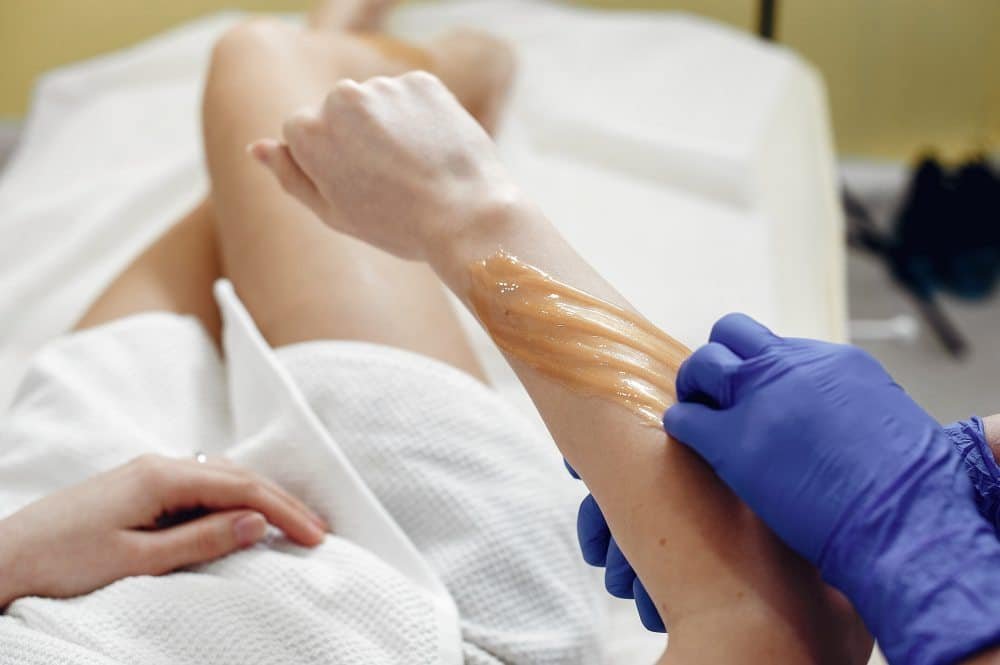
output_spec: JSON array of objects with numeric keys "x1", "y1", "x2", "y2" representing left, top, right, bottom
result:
[{"x1": 468, "y1": 252, "x2": 690, "y2": 428}]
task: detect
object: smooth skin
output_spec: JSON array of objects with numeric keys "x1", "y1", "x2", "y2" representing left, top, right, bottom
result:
[
  {"x1": 253, "y1": 71, "x2": 872, "y2": 664},
  {"x1": 0, "y1": 454, "x2": 325, "y2": 609},
  {"x1": 4, "y1": 1, "x2": 510, "y2": 609}
]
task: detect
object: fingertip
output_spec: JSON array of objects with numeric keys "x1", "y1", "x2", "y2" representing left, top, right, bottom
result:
[
  {"x1": 313, "y1": 514, "x2": 331, "y2": 533},
  {"x1": 634, "y1": 579, "x2": 666, "y2": 633},
  {"x1": 564, "y1": 458, "x2": 580, "y2": 479},
  {"x1": 246, "y1": 139, "x2": 279, "y2": 164},
  {"x1": 604, "y1": 539, "x2": 636, "y2": 599},
  {"x1": 308, "y1": 524, "x2": 327, "y2": 547},
  {"x1": 662, "y1": 403, "x2": 683, "y2": 434},
  {"x1": 662, "y1": 402, "x2": 713, "y2": 443},
  {"x1": 233, "y1": 511, "x2": 268, "y2": 548},
  {"x1": 291, "y1": 519, "x2": 327, "y2": 548}
]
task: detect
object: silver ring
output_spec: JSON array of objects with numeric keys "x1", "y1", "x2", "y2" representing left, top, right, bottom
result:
[{"x1": 194, "y1": 452, "x2": 208, "y2": 464}]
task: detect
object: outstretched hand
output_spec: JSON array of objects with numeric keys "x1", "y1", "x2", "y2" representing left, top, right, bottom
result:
[
  {"x1": 249, "y1": 71, "x2": 517, "y2": 261},
  {"x1": 0, "y1": 454, "x2": 327, "y2": 608}
]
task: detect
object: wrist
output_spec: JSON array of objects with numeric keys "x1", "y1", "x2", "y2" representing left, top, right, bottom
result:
[
  {"x1": 424, "y1": 184, "x2": 549, "y2": 292},
  {"x1": 828, "y1": 488, "x2": 1000, "y2": 665}
]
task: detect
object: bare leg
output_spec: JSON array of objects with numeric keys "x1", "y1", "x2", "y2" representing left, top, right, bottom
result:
[
  {"x1": 78, "y1": 6, "x2": 513, "y2": 383},
  {"x1": 201, "y1": 15, "x2": 511, "y2": 378},
  {"x1": 75, "y1": 200, "x2": 222, "y2": 340}
]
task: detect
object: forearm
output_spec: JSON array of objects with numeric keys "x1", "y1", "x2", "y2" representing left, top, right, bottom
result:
[{"x1": 427, "y1": 194, "x2": 863, "y2": 661}]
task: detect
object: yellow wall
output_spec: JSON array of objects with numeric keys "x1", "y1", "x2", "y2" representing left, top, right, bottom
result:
[{"x1": 1, "y1": 0, "x2": 997, "y2": 159}]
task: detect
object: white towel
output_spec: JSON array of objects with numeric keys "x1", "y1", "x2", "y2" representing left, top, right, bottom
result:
[
  {"x1": 0, "y1": 281, "x2": 604, "y2": 665},
  {"x1": 0, "y1": 4, "x2": 845, "y2": 661}
]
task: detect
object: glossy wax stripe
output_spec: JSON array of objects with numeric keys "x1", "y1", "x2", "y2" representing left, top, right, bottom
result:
[{"x1": 468, "y1": 252, "x2": 690, "y2": 428}]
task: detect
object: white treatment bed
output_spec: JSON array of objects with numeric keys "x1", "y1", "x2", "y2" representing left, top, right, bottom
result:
[{"x1": 0, "y1": 2, "x2": 846, "y2": 662}]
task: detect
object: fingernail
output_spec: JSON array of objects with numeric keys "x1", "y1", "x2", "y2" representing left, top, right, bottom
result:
[
  {"x1": 234, "y1": 512, "x2": 268, "y2": 547},
  {"x1": 246, "y1": 141, "x2": 271, "y2": 163},
  {"x1": 311, "y1": 513, "x2": 329, "y2": 532}
]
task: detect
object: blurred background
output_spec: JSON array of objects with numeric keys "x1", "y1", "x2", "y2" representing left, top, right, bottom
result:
[{"x1": 0, "y1": 0, "x2": 997, "y2": 421}]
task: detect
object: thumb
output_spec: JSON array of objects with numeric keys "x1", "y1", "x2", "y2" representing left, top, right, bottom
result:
[
  {"x1": 663, "y1": 402, "x2": 730, "y2": 472},
  {"x1": 140, "y1": 510, "x2": 268, "y2": 575},
  {"x1": 247, "y1": 139, "x2": 327, "y2": 216}
]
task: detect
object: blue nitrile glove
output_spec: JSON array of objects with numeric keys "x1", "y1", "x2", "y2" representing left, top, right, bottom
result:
[
  {"x1": 944, "y1": 417, "x2": 1000, "y2": 530},
  {"x1": 567, "y1": 417, "x2": 1000, "y2": 637},
  {"x1": 664, "y1": 313, "x2": 1000, "y2": 665},
  {"x1": 565, "y1": 462, "x2": 665, "y2": 632}
]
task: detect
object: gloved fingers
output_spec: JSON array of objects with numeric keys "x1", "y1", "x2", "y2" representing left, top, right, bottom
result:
[
  {"x1": 709, "y1": 312, "x2": 780, "y2": 359},
  {"x1": 675, "y1": 342, "x2": 742, "y2": 407},
  {"x1": 633, "y1": 577, "x2": 666, "y2": 633},
  {"x1": 663, "y1": 402, "x2": 729, "y2": 470},
  {"x1": 564, "y1": 459, "x2": 580, "y2": 479},
  {"x1": 577, "y1": 494, "x2": 611, "y2": 566},
  {"x1": 604, "y1": 538, "x2": 636, "y2": 599}
]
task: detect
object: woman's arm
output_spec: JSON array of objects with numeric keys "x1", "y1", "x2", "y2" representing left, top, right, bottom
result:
[
  {"x1": 426, "y1": 194, "x2": 866, "y2": 663},
  {"x1": 253, "y1": 71, "x2": 870, "y2": 663},
  {"x1": 0, "y1": 454, "x2": 325, "y2": 608}
]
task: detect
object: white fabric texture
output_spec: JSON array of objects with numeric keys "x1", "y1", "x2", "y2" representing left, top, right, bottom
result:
[
  {"x1": 0, "y1": 3, "x2": 846, "y2": 662},
  {"x1": 0, "y1": 282, "x2": 603, "y2": 665}
]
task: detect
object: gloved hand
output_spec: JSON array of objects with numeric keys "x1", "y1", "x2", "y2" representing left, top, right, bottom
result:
[
  {"x1": 570, "y1": 416, "x2": 1000, "y2": 638},
  {"x1": 565, "y1": 457, "x2": 664, "y2": 632},
  {"x1": 944, "y1": 417, "x2": 1000, "y2": 529},
  {"x1": 665, "y1": 313, "x2": 1000, "y2": 665}
]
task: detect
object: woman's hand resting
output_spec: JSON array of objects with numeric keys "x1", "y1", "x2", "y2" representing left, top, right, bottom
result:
[
  {"x1": 249, "y1": 71, "x2": 519, "y2": 261},
  {"x1": 0, "y1": 454, "x2": 326, "y2": 608}
]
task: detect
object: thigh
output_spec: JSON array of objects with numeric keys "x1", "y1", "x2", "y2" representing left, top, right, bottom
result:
[
  {"x1": 74, "y1": 201, "x2": 222, "y2": 342},
  {"x1": 202, "y1": 20, "x2": 485, "y2": 379}
]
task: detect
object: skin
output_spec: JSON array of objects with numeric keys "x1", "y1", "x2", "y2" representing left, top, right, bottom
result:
[
  {"x1": 258, "y1": 72, "x2": 1000, "y2": 663},
  {"x1": 0, "y1": 454, "x2": 326, "y2": 609},
  {"x1": 5, "y1": 2, "x2": 507, "y2": 610},
  {"x1": 5, "y1": 1, "x2": 996, "y2": 657},
  {"x1": 985, "y1": 414, "x2": 1000, "y2": 459},
  {"x1": 253, "y1": 71, "x2": 874, "y2": 664}
]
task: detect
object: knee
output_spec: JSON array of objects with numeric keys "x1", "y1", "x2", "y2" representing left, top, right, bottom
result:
[{"x1": 210, "y1": 17, "x2": 295, "y2": 70}]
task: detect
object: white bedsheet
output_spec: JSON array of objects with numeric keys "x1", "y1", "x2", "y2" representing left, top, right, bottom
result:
[{"x1": 0, "y1": 2, "x2": 846, "y2": 662}]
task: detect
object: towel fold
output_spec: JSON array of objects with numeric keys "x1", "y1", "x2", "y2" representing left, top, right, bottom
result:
[{"x1": 0, "y1": 281, "x2": 602, "y2": 665}]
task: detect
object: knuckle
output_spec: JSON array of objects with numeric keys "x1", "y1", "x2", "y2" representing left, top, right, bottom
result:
[
  {"x1": 130, "y1": 454, "x2": 167, "y2": 485},
  {"x1": 403, "y1": 69, "x2": 437, "y2": 88},
  {"x1": 333, "y1": 78, "x2": 364, "y2": 101}
]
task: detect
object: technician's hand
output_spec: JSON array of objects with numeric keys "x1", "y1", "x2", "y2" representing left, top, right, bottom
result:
[
  {"x1": 564, "y1": 462, "x2": 665, "y2": 632},
  {"x1": 666, "y1": 313, "x2": 1000, "y2": 665},
  {"x1": 249, "y1": 71, "x2": 518, "y2": 261},
  {"x1": 0, "y1": 454, "x2": 327, "y2": 609},
  {"x1": 574, "y1": 413, "x2": 1000, "y2": 636}
]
